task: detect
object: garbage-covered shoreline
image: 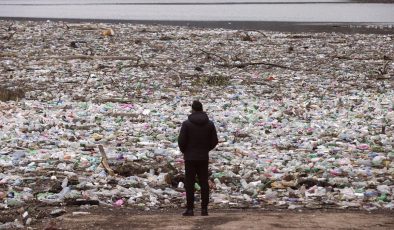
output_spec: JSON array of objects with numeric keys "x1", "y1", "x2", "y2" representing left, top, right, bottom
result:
[{"x1": 0, "y1": 20, "x2": 393, "y2": 227}]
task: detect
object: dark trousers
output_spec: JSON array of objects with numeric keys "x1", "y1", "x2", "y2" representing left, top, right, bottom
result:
[{"x1": 184, "y1": 160, "x2": 209, "y2": 210}]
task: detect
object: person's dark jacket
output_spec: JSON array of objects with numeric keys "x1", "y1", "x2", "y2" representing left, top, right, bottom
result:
[{"x1": 178, "y1": 112, "x2": 218, "y2": 160}]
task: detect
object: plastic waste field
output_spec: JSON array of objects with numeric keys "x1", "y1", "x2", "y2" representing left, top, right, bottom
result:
[{"x1": 0, "y1": 20, "x2": 393, "y2": 227}]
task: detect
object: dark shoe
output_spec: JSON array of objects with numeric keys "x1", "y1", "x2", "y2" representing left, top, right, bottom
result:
[
  {"x1": 182, "y1": 209, "x2": 194, "y2": 216},
  {"x1": 201, "y1": 208, "x2": 208, "y2": 216}
]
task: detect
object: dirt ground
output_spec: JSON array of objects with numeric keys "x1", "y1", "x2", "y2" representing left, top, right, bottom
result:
[{"x1": 28, "y1": 208, "x2": 394, "y2": 230}]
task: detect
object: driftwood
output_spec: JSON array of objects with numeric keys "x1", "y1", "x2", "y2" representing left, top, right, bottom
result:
[
  {"x1": 0, "y1": 53, "x2": 137, "y2": 61},
  {"x1": 198, "y1": 48, "x2": 228, "y2": 63},
  {"x1": 379, "y1": 61, "x2": 390, "y2": 75},
  {"x1": 0, "y1": 52, "x2": 18, "y2": 58},
  {"x1": 1, "y1": 31, "x2": 16, "y2": 40},
  {"x1": 332, "y1": 55, "x2": 392, "y2": 61},
  {"x1": 219, "y1": 61, "x2": 297, "y2": 70},
  {"x1": 106, "y1": 112, "x2": 139, "y2": 117},
  {"x1": 41, "y1": 55, "x2": 137, "y2": 61},
  {"x1": 105, "y1": 112, "x2": 145, "y2": 122},
  {"x1": 197, "y1": 48, "x2": 296, "y2": 70},
  {"x1": 94, "y1": 97, "x2": 134, "y2": 103},
  {"x1": 65, "y1": 24, "x2": 100, "y2": 30},
  {"x1": 0, "y1": 87, "x2": 25, "y2": 102},
  {"x1": 98, "y1": 145, "x2": 115, "y2": 176}
]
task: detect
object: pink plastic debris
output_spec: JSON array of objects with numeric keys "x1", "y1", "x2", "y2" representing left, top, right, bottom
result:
[
  {"x1": 357, "y1": 144, "x2": 370, "y2": 150},
  {"x1": 114, "y1": 199, "x2": 124, "y2": 207}
]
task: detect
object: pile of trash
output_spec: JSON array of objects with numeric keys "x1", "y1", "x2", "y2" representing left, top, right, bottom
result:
[{"x1": 0, "y1": 20, "x2": 393, "y2": 225}]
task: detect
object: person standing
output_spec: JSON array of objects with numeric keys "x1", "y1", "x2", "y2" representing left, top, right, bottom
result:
[{"x1": 178, "y1": 101, "x2": 218, "y2": 216}]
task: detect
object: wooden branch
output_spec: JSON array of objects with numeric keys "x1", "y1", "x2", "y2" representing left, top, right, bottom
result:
[
  {"x1": 63, "y1": 22, "x2": 70, "y2": 30},
  {"x1": 381, "y1": 61, "x2": 390, "y2": 74},
  {"x1": 198, "y1": 48, "x2": 229, "y2": 63},
  {"x1": 98, "y1": 145, "x2": 115, "y2": 176},
  {"x1": 245, "y1": 30, "x2": 267, "y2": 38},
  {"x1": 51, "y1": 55, "x2": 137, "y2": 61},
  {"x1": 195, "y1": 45, "x2": 295, "y2": 70},
  {"x1": 84, "y1": 74, "x2": 91, "y2": 84},
  {"x1": 219, "y1": 61, "x2": 297, "y2": 71},
  {"x1": 4, "y1": 31, "x2": 16, "y2": 40},
  {"x1": 0, "y1": 54, "x2": 137, "y2": 61},
  {"x1": 94, "y1": 97, "x2": 134, "y2": 103},
  {"x1": 106, "y1": 112, "x2": 140, "y2": 118},
  {"x1": 0, "y1": 52, "x2": 18, "y2": 58},
  {"x1": 332, "y1": 55, "x2": 390, "y2": 61},
  {"x1": 66, "y1": 24, "x2": 100, "y2": 30},
  {"x1": 7, "y1": 23, "x2": 14, "y2": 32}
]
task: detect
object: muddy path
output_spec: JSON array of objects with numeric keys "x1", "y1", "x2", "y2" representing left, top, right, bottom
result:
[{"x1": 28, "y1": 208, "x2": 394, "y2": 230}]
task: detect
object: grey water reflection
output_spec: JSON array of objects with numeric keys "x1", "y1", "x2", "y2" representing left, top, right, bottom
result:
[{"x1": 0, "y1": 0, "x2": 393, "y2": 23}]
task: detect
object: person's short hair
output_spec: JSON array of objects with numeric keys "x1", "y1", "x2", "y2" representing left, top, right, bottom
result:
[{"x1": 192, "y1": 100, "x2": 203, "y2": 112}]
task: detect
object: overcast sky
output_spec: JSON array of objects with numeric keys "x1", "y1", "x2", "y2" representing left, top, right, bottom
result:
[{"x1": 0, "y1": 0, "x2": 352, "y2": 4}]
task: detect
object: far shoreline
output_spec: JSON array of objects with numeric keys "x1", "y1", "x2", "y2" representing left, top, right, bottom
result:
[{"x1": 1, "y1": 17, "x2": 394, "y2": 34}]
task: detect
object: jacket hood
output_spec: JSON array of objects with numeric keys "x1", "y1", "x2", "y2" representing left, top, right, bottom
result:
[{"x1": 188, "y1": 112, "x2": 209, "y2": 126}]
